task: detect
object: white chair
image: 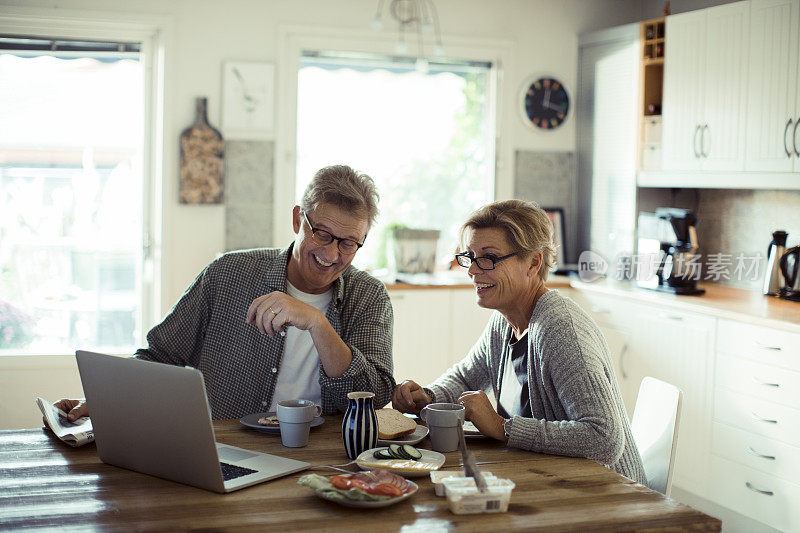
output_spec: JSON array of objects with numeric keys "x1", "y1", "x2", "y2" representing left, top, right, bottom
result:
[{"x1": 631, "y1": 377, "x2": 682, "y2": 496}]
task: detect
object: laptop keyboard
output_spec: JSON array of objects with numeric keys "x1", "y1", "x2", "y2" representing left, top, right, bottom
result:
[{"x1": 220, "y1": 462, "x2": 258, "y2": 481}]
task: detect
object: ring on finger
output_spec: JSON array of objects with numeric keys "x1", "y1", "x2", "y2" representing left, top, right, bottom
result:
[{"x1": 270, "y1": 308, "x2": 279, "y2": 316}]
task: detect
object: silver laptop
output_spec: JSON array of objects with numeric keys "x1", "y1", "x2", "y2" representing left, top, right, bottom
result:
[{"x1": 76, "y1": 350, "x2": 309, "y2": 493}]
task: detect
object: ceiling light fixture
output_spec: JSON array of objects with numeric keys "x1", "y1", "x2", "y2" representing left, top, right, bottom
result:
[{"x1": 371, "y1": 0, "x2": 445, "y2": 72}]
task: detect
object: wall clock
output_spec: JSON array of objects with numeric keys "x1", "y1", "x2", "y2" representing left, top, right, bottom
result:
[{"x1": 521, "y1": 76, "x2": 570, "y2": 131}]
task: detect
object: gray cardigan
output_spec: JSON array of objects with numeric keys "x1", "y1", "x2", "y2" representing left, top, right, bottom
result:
[{"x1": 429, "y1": 290, "x2": 647, "y2": 485}]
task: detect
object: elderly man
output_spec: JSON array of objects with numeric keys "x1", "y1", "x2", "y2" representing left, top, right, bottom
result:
[{"x1": 59, "y1": 165, "x2": 394, "y2": 419}]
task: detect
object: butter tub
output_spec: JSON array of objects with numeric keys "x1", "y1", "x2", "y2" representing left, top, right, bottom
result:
[
  {"x1": 443, "y1": 478, "x2": 515, "y2": 514},
  {"x1": 429, "y1": 471, "x2": 496, "y2": 497}
]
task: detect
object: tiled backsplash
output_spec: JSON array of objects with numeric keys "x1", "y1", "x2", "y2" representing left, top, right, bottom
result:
[
  {"x1": 639, "y1": 187, "x2": 800, "y2": 290},
  {"x1": 696, "y1": 189, "x2": 800, "y2": 290},
  {"x1": 225, "y1": 140, "x2": 274, "y2": 251},
  {"x1": 514, "y1": 151, "x2": 577, "y2": 264}
]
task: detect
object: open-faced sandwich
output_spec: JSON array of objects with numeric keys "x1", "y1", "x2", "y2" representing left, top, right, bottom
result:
[
  {"x1": 298, "y1": 469, "x2": 416, "y2": 504},
  {"x1": 257, "y1": 415, "x2": 279, "y2": 427}
]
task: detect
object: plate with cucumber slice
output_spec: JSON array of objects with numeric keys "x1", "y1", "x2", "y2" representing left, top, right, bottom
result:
[
  {"x1": 377, "y1": 425, "x2": 429, "y2": 446},
  {"x1": 355, "y1": 446, "x2": 446, "y2": 478}
]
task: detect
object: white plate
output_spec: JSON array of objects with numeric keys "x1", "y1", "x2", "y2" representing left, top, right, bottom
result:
[
  {"x1": 313, "y1": 480, "x2": 419, "y2": 509},
  {"x1": 377, "y1": 425, "x2": 429, "y2": 446},
  {"x1": 463, "y1": 421, "x2": 483, "y2": 436},
  {"x1": 355, "y1": 447, "x2": 446, "y2": 478},
  {"x1": 239, "y1": 411, "x2": 324, "y2": 434}
]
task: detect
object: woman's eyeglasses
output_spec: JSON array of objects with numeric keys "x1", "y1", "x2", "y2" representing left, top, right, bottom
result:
[
  {"x1": 303, "y1": 212, "x2": 365, "y2": 255},
  {"x1": 455, "y1": 251, "x2": 517, "y2": 270}
]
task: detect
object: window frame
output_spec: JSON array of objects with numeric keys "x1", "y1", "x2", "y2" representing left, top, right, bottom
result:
[
  {"x1": 0, "y1": 7, "x2": 170, "y2": 356},
  {"x1": 276, "y1": 26, "x2": 514, "y2": 247}
]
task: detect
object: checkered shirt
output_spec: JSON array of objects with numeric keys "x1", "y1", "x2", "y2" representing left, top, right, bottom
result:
[{"x1": 134, "y1": 245, "x2": 395, "y2": 419}]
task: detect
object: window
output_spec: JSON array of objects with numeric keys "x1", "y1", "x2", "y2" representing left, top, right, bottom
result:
[
  {"x1": 0, "y1": 35, "x2": 146, "y2": 354},
  {"x1": 295, "y1": 52, "x2": 495, "y2": 270}
]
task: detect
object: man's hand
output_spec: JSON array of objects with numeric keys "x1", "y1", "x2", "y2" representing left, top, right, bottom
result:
[
  {"x1": 246, "y1": 291, "x2": 325, "y2": 338},
  {"x1": 392, "y1": 380, "x2": 431, "y2": 415},
  {"x1": 53, "y1": 398, "x2": 89, "y2": 422},
  {"x1": 457, "y1": 390, "x2": 506, "y2": 441}
]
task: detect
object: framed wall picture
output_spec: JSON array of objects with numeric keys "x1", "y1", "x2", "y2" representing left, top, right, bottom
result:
[
  {"x1": 222, "y1": 61, "x2": 275, "y2": 139},
  {"x1": 543, "y1": 207, "x2": 566, "y2": 269}
]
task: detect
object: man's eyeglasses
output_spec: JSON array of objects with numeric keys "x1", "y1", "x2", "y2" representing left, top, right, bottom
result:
[
  {"x1": 303, "y1": 211, "x2": 365, "y2": 255},
  {"x1": 455, "y1": 251, "x2": 518, "y2": 270}
]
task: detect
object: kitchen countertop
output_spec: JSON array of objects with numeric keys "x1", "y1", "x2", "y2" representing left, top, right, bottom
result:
[
  {"x1": 568, "y1": 277, "x2": 800, "y2": 334},
  {"x1": 384, "y1": 274, "x2": 573, "y2": 291}
]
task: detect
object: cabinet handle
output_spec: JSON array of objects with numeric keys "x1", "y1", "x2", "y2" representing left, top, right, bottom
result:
[
  {"x1": 793, "y1": 118, "x2": 799, "y2": 157},
  {"x1": 591, "y1": 306, "x2": 611, "y2": 314},
  {"x1": 754, "y1": 340, "x2": 782, "y2": 351},
  {"x1": 745, "y1": 482, "x2": 774, "y2": 496},
  {"x1": 751, "y1": 377, "x2": 780, "y2": 388},
  {"x1": 750, "y1": 412, "x2": 778, "y2": 424},
  {"x1": 619, "y1": 344, "x2": 629, "y2": 379},
  {"x1": 693, "y1": 125, "x2": 701, "y2": 158},
  {"x1": 659, "y1": 313, "x2": 684, "y2": 321},
  {"x1": 746, "y1": 447, "x2": 776, "y2": 461},
  {"x1": 392, "y1": 294, "x2": 405, "y2": 301},
  {"x1": 701, "y1": 124, "x2": 710, "y2": 158},
  {"x1": 785, "y1": 118, "x2": 794, "y2": 158}
]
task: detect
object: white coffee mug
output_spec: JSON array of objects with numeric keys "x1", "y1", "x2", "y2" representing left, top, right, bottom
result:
[
  {"x1": 276, "y1": 399, "x2": 322, "y2": 447},
  {"x1": 420, "y1": 402, "x2": 466, "y2": 452}
]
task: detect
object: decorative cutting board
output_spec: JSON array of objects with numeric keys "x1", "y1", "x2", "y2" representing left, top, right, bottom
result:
[{"x1": 179, "y1": 97, "x2": 224, "y2": 203}]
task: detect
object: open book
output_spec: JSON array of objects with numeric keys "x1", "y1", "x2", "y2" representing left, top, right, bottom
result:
[{"x1": 36, "y1": 397, "x2": 94, "y2": 447}]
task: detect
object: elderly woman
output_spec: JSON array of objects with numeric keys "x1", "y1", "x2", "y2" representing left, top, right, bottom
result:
[{"x1": 392, "y1": 199, "x2": 646, "y2": 484}]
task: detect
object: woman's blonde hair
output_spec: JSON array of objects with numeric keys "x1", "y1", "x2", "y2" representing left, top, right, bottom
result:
[{"x1": 459, "y1": 199, "x2": 557, "y2": 281}]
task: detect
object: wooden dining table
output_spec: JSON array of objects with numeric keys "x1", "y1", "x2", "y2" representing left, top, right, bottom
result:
[{"x1": 1, "y1": 415, "x2": 721, "y2": 531}]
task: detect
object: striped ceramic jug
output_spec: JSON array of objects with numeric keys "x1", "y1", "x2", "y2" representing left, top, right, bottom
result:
[{"x1": 341, "y1": 391, "x2": 378, "y2": 459}]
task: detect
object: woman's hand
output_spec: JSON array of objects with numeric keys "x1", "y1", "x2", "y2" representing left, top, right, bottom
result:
[
  {"x1": 457, "y1": 390, "x2": 506, "y2": 441},
  {"x1": 391, "y1": 380, "x2": 431, "y2": 415}
]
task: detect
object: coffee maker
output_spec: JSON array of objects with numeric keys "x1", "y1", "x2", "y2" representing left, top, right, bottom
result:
[{"x1": 648, "y1": 208, "x2": 706, "y2": 296}]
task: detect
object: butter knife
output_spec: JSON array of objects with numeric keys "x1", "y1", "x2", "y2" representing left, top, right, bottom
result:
[{"x1": 458, "y1": 422, "x2": 488, "y2": 492}]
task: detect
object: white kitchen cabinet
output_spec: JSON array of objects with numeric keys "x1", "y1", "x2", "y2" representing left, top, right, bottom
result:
[
  {"x1": 703, "y1": 2, "x2": 749, "y2": 170},
  {"x1": 563, "y1": 288, "x2": 641, "y2": 416},
  {"x1": 662, "y1": 9, "x2": 707, "y2": 171},
  {"x1": 662, "y1": 2, "x2": 749, "y2": 172},
  {"x1": 389, "y1": 287, "x2": 493, "y2": 387},
  {"x1": 710, "y1": 455, "x2": 800, "y2": 532},
  {"x1": 745, "y1": 0, "x2": 800, "y2": 172},
  {"x1": 599, "y1": 325, "x2": 637, "y2": 418},
  {"x1": 448, "y1": 289, "x2": 494, "y2": 368},
  {"x1": 390, "y1": 289, "x2": 451, "y2": 385},
  {"x1": 711, "y1": 319, "x2": 800, "y2": 531},
  {"x1": 628, "y1": 307, "x2": 716, "y2": 497}
]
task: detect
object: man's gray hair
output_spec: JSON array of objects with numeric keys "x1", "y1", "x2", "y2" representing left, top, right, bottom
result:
[{"x1": 300, "y1": 165, "x2": 380, "y2": 229}]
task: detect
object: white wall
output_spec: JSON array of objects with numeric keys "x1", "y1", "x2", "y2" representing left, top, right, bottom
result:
[{"x1": 0, "y1": 0, "x2": 641, "y2": 429}]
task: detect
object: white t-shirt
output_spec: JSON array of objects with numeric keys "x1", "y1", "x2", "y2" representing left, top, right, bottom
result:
[{"x1": 268, "y1": 281, "x2": 332, "y2": 412}]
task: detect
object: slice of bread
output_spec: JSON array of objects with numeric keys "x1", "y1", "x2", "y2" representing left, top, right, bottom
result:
[{"x1": 376, "y1": 408, "x2": 417, "y2": 440}]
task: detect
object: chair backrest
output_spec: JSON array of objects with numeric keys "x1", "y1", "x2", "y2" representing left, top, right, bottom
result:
[{"x1": 631, "y1": 376, "x2": 682, "y2": 496}]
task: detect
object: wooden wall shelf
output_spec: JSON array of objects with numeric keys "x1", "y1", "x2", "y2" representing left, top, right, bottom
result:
[{"x1": 638, "y1": 16, "x2": 666, "y2": 171}]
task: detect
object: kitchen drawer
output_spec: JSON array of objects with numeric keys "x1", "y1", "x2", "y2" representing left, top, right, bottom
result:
[
  {"x1": 643, "y1": 116, "x2": 662, "y2": 143},
  {"x1": 717, "y1": 319, "x2": 800, "y2": 371},
  {"x1": 714, "y1": 388, "x2": 800, "y2": 445},
  {"x1": 641, "y1": 143, "x2": 661, "y2": 170},
  {"x1": 716, "y1": 354, "x2": 800, "y2": 409},
  {"x1": 712, "y1": 421, "x2": 800, "y2": 482},
  {"x1": 710, "y1": 455, "x2": 800, "y2": 532}
]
